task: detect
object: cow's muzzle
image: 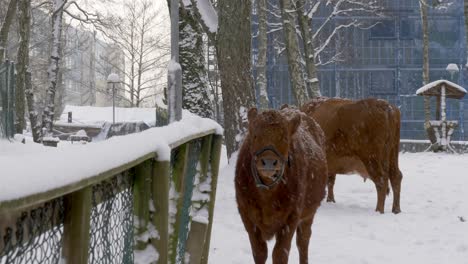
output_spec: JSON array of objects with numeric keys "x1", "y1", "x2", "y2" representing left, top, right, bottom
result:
[{"x1": 251, "y1": 145, "x2": 289, "y2": 190}]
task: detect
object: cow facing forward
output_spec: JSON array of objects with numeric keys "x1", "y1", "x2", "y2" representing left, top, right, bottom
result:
[
  {"x1": 300, "y1": 97, "x2": 402, "y2": 214},
  {"x1": 235, "y1": 108, "x2": 327, "y2": 264}
]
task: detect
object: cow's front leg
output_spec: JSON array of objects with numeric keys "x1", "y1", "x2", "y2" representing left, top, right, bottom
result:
[
  {"x1": 240, "y1": 213, "x2": 268, "y2": 264},
  {"x1": 272, "y1": 219, "x2": 298, "y2": 264},
  {"x1": 248, "y1": 227, "x2": 268, "y2": 264}
]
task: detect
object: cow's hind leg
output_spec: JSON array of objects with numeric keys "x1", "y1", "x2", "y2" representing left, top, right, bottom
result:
[
  {"x1": 389, "y1": 168, "x2": 402, "y2": 214},
  {"x1": 326, "y1": 173, "x2": 336, "y2": 203},
  {"x1": 365, "y1": 159, "x2": 389, "y2": 214}
]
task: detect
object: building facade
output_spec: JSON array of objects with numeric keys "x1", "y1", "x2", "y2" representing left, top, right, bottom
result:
[
  {"x1": 63, "y1": 27, "x2": 126, "y2": 108},
  {"x1": 257, "y1": 0, "x2": 467, "y2": 140}
]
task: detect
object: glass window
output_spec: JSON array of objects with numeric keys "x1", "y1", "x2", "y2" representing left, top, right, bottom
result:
[
  {"x1": 400, "y1": 19, "x2": 414, "y2": 39},
  {"x1": 370, "y1": 71, "x2": 396, "y2": 94},
  {"x1": 370, "y1": 20, "x2": 396, "y2": 39}
]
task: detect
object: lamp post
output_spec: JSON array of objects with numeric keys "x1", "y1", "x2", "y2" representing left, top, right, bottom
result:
[
  {"x1": 107, "y1": 73, "x2": 120, "y2": 124},
  {"x1": 446, "y1": 63, "x2": 459, "y2": 80},
  {"x1": 446, "y1": 63, "x2": 463, "y2": 140}
]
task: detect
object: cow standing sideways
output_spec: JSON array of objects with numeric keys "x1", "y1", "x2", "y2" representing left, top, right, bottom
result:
[
  {"x1": 235, "y1": 108, "x2": 328, "y2": 264},
  {"x1": 300, "y1": 97, "x2": 402, "y2": 214}
]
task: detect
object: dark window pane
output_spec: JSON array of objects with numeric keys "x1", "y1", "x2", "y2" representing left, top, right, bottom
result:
[{"x1": 370, "y1": 20, "x2": 396, "y2": 39}]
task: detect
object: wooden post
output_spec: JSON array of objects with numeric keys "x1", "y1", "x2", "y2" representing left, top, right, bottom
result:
[
  {"x1": 169, "y1": 143, "x2": 189, "y2": 263},
  {"x1": 134, "y1": 160, "x2": 152, "y2": 250},
  {"x1": 152, "y1": 160, "x2": 170, "y2": 264},
  {"x1": 441, "y1": 84, "x2": 447, "y2": 148},
  {"x1": 201, "y1": 135, "x2": 223, "y2": 264},
  {"x1": 186, "y1": 135, "x2": 213, "y2": 263},
  {"x1": 62, "y1": 187, "x2": 92, "y2": 264}
]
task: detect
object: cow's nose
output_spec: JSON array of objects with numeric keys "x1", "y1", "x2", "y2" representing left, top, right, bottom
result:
[{"x1": 261, "y1": 158, "x2": 279, "y2": 170}]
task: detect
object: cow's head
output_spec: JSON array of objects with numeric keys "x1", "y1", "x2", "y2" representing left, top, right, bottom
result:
[{"x1": 247, "y1": 108, "x2": 301, "y2": 189}]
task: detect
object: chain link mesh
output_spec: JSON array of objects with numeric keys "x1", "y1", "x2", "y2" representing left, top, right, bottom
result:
[
  {"x1": 0, "y1": 198, "x2": 65, "y2": 264},
  {"x1": 173, "y1": 139, "x2": 203, "y2": 263},
  {"x1": 88, "y1": 171, "x2": 134, "y2": 264}
]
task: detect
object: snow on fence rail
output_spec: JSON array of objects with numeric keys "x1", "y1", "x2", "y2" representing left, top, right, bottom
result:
[{"x1": 0, "y1": 113, "x2": 223, "y2": 264}]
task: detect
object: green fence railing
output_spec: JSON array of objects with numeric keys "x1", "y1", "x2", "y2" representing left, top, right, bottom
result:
[
  {"x1": 0, "y1": 60, "x2": 15, "y2": 138},
  {"x1": 0, "y1": 127, "x2": 223, "y2": 264}
]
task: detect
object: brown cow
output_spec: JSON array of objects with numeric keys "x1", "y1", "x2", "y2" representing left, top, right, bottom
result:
[
  {"x1": 235, "y1": 107, "x2": 327, "y2": 264},
  {"x1": 299, "y1": 97, "x2": 402, "y2": 214}
]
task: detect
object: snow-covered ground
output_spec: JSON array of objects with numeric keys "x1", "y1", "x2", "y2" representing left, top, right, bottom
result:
[{"x1": 209, "y1": 151, "x2": 468, "y2": 264}]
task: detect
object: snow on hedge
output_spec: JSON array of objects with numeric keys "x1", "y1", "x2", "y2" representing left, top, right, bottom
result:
[{"x1": 0, "y1": 111, "x2": 222, "y2": 202}]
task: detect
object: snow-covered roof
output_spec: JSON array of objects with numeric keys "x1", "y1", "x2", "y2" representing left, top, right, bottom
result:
[
  {"x1": 0, "y1": 111, "x2": 222, "y2": 203},
  {"x1": 416, "y1": 80, "x2": 467, "y2": 99}
]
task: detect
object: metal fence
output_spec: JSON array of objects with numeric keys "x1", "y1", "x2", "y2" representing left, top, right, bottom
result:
[
  {"x1": 0, "y1": 130, "x2": 222, "y2": 264},
  {"x1": 0, "y1": 61, "x2": 15, "y2": 138}
]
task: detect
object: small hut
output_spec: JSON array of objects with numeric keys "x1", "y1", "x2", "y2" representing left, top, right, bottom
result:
[{"x1": 416, "y1": 80, "x2": 467, "y2": 152}]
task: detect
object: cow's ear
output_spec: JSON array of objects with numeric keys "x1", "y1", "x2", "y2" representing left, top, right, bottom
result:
[
  {"x1": 280, "y1": 104, "x2": 289, "y2": 110},
  {"x1": 288, "y1": 114, "x2": 301, "y2": 136},
  {"x1": 248, "y1": 107, "x2": 258, "y2": 123}
]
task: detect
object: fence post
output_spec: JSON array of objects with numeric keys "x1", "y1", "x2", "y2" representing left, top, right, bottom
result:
[
  {"x1": 134, "y1": 160, "x2": 152, "y2": 250},
  {"x1": 201, "y1": 135, "x2": 223, "y2": 264},
  {"x1": 185, "y1": 135, "x2": 213, "y2": 263},
  {"x1": 152, "y1": 159, "x2": 170, "y2": 264},
  {"x1": 169, "y1": 143, "x2": 189, "y2": 263},
  {"x1": 62, "y1": 186, "x2": 92, "y2": 264}
]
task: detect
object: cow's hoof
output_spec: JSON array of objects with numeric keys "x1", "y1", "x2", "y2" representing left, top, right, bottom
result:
[
  {"x1": 392, "y1": 208, "x2": 401, "y2": 214},
  {"x1": 326, "y1": 197, "x2": 336, "y2": 203},
  {"x1": 375, "y1": 208, "x2": 385, "y2": 214}
]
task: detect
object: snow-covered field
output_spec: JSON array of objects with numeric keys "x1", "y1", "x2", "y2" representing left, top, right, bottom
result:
[{"x1": 209, "y1": 151, "x2": 468, "y2": 264}]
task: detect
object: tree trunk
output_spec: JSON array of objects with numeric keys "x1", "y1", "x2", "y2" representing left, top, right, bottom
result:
[
  {"x1": 420, "y1": 0, "x2": 437, "y2": 144},
  {"x1": 89, "y1": 31, "x2": 96, "y2": 106},
  {"x1": 217, "y1": 0, "x2": 256, "y2": 158},
  {"x1": 279, "y1": 0, "x2": 308, "y2": 106},
  {"x1": 256, "y1": 0, "x2": 270, "y2": 109},
  {"x1": 0, "y1": 0, "x2": 17, "y2": 62},
  {"x1": 180, "y1": 4, "x2": 214, "y2": 118},
  {"x1": 25, "y1": 72, "x2": 41, "y2": 142},
  {"x1": 460, "y1": 0, "x2": 468, "y2": 68},
  {"x1": 17, "y1": 0, "x2": 40, "y2": 142},
  {"x1": 15, "y1": 0, "x2": 29, "y2": 134},
  {"x1": 42, "y1": 0, "x2": 66, "y2": 136},
  {"x1": 297, "y1": 0, "x2": 320, "y2": 98}
]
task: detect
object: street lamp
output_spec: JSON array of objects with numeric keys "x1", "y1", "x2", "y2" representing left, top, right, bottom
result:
[
  {"x1": 446, "y1": 63, "x2": 459, "y2": 80},
  {"x1": 107, "y1": 73, "x2": 120, "y2": 124},
  {"x1": 446, "y1": 63, "x2": 464, "y2": 140}
]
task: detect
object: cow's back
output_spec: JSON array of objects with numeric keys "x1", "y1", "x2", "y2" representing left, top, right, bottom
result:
[{"x1": 301, "y1": 97, "x2": 400, "y2": 174}]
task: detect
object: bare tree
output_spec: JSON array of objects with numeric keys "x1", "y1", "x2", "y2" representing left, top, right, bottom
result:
[
  {"x1": 0, "y1": 0, "x2": 17, "y2": 62},
  {"x1": 266, "y1": 0, "x2": 380, "y2": 99},
  {"x1": 297, "y1": 0, "x2": 320, "y2": 97},
  {"x1": 217, "y1": 0, "x2": 256, "y2": 156},
  {"x1": 98, "y1": 0, "x2": 168, "y2": 108},
  {"x1": 190, "y1": 0, "x2": 256, "y2": 157},
  {"x1": 256, "y1": 0, "x2": 270, "y2": 108},
  {"x1": 465, "y1": 0, "x2": 468, "y2": 64},
  {"x1": 15, "y1": 0, "x2": 31, "y2": 135},
  {"x1": 279, "y1": 0, "x2": 308, "y2": 105},
  {"x1": 41, "y1": 0, "x2": 66, "y2": 136}
]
